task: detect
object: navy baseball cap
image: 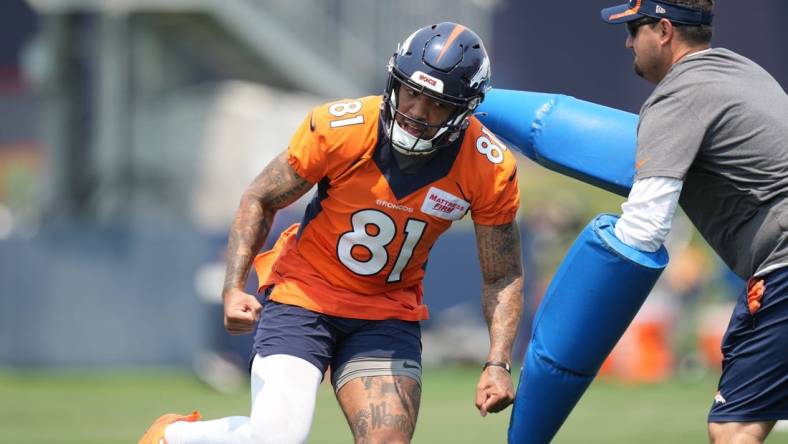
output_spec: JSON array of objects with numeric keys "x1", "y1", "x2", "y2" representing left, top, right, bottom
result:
[{"x1": 601, "y1": 0, "x2": 713, "y2": 25}]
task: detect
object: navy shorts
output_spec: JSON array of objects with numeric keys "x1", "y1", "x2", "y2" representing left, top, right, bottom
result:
[
  {"x1": 709, "y1": 266, "x2": 788, "y2": 422},
  {"x1": 252, "y1": 298, "x2": 422, "y2": 379}
]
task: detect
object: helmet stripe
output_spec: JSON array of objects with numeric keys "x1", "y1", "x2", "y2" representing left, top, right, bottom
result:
[{"x1": 435, "y1": 24, "x2": 467, "y2": 63}]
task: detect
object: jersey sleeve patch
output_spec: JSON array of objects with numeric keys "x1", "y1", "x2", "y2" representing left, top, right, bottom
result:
[{"x1": 421, "y1": 187, "x2": 470, "y2": 220}]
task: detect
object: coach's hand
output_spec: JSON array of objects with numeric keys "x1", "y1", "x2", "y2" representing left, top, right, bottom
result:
[
  {"x1": 223, "y1": 288, "x2": 263, "y2": 335},
  {"x1": 475, "y1": 365, "x2": 515, "y2": 417}
]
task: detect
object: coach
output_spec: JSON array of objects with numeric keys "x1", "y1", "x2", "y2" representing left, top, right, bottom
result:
[{"x1": 600, "y1": 0, "x2": 788, "y2": 442}]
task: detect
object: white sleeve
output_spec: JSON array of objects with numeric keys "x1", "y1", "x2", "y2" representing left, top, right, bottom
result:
[{"x1": 614, "y1": 176, "x2": 683, "y2": 252}]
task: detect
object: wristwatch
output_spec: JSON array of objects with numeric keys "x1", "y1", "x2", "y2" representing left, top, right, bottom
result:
[{"x1": 483, "y1": 360, "x2": 511, "y2": 374}]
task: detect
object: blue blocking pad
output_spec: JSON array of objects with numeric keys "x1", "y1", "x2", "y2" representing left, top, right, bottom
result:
[
  {"x1": 477, "y1": 89, "x2": 639, "y2": 197},
  {"x1": 508, "y1": 214, "x2": 668, "y2": 444}
]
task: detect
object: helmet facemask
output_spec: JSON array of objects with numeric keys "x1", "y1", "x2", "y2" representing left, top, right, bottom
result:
[{"x1": 382, "y1": 60, "x2": 481, "y2": 157}]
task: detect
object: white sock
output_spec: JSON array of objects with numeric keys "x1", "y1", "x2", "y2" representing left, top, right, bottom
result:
[
  {"x1": 166, "y1": 416, "x2": 254, "y2": 444},
  {"x1": 165, "y1": 354, "x2": 323, "y2": 444}
]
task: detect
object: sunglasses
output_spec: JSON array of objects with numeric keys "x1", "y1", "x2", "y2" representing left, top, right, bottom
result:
[{"x1": 626, "y1": 17, "x2": 659, "y2": 38}]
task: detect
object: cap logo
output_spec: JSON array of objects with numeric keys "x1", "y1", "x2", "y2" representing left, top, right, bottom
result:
[
  {"x1": 411, "y1": 70, "x2": 444, "y2": 93},
  {"x1": 656, "y1": 5, "x2": 666, "y2": 14}
]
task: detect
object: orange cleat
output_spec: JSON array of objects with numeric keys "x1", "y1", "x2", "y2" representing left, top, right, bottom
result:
[{"x1": 138, "y1": 411, "x2": 201, "y2": 444}]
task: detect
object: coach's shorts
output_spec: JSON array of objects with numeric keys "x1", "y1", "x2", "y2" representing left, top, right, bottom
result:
[
  {"x1": 709, "y1": 266, "x2": 788, "y2": 422},
  {"x1": 253, "y1": 298, "x2": 422, "y2": 391}
]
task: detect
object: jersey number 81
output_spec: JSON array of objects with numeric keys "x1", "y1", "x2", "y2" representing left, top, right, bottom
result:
[{"x1": 337, "y1": 209, "x2": 427, "y2": 283}]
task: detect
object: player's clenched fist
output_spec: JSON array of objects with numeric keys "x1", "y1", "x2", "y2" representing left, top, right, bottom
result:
[
  {"x1": 475, "y1": 366, "x2": 515, "y2": 417},
  {"x1": 223, "y1": 288, "x2": 262, "y2": 335}
]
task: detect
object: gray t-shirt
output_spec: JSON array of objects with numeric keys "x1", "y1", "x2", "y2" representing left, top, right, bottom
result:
[{"x1": 635, "y1": 48, "x2": 788, "y2": 279}]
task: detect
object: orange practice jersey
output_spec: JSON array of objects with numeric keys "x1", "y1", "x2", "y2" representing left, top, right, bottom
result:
[{"x1": 254, "y1": 95, "x2": 519, "y2": 321}]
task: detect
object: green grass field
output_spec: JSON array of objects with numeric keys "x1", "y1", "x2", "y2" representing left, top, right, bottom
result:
[{"x1": 1, "y1": 366, "x2": 785, "y2": 443}]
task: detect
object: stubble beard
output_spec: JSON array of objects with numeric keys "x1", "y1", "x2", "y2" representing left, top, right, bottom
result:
[{"x1": 633, "y1": 60, "x2": 645, "y2": 79}]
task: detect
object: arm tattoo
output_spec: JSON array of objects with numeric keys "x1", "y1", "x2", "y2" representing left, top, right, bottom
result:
[
  {"x1": 222, "y1": 150, "x2": 313, "y2": 295},
  {"x1": 475, "y1": 221, "x2": 524, "y2": 362}
]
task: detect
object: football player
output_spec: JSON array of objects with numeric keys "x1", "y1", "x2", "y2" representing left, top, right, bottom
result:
[{"x1": 140, "y1": 22, "x2": 523, "y2": 444}]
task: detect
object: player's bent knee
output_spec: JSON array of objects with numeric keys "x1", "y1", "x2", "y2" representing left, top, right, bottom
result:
[
  {"x1": 344, "y1": 406, "x2": 416, "y2": 444},
  {"x1": 708, "y1": 421, "x2": 775, "y2": 444},
  {"x1": 335, "y1": 366, "x2": 421, "y2": 443}
]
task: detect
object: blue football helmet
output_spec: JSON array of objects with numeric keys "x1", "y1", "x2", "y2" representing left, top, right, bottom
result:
[{"x1": 382, "y1": 22, "x2": 492, "y2": 156}]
